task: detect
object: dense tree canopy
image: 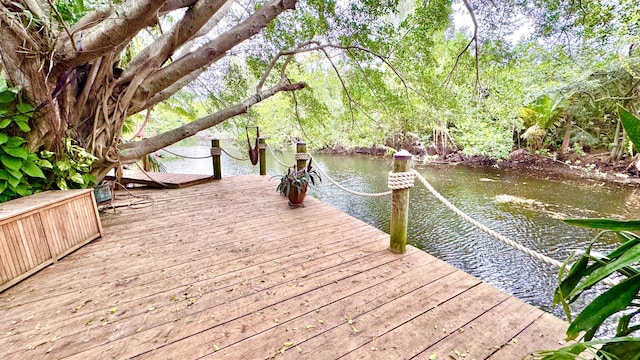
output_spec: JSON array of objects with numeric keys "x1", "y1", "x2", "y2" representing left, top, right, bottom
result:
[{"x1": 0, "y1": 0, "x2": 639, "y2": 197}]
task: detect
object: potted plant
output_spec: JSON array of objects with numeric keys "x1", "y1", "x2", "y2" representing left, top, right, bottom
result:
[{"x1": 273, "y1": 161, "x2": 322, "y2": 207}]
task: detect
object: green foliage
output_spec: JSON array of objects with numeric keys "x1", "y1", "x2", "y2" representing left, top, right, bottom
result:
[
  {"x1": 0, "y1": 78, "x2": 47, "y2": 202},
  {"x1": 272, "y1": 161, "x2": 322, "y2": 198},
  {"x1": 54, "y1": 0, "x2": 87, "y2": 25},
  {"x1": 533, "y1": 218, "x2": 640, "y2": 359},
  {"x1": 0, "y1": 75, "x2": 97, "y2": 202},
  {"x1": 619, "y1": 105, "x2": 640, "y2": 152},
  {"x1": 40, "y1": 138, "x2": 97, "y2": 190}
]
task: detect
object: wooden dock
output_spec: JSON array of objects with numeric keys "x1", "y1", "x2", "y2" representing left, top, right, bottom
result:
[
  {"x1": 108, "y1": 171, "x2": 214, "y2": 188},
  {"x1": 0, "y1": 175, "x2": 569, "y2": 359}
]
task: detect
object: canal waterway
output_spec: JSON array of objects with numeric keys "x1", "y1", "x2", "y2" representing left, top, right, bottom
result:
[{"x1": 158, "y1": 139, "x2": 640, "y2": 324}]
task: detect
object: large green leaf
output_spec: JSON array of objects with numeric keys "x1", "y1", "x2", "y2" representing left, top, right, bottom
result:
[
  {"x1": 21, "y1": 160, "x2": 45, "y2": 179},
  {"x1": 619, "y1": 105, "x2": 640, "y2": 149},
  {"x1": 569, "y1": 242, "x2": 640, "y2": 296},
  {"x1": 566, "y1": 273, "x2": 640, "y2": 340},
  {"x1": 6, "y1": 173, "x2": 20, "y2": 188},
  {"x1": 69, "y1": 172, "x2": 84, "y2": 184},
  {"x1": 599, "y1": 340, "x2": 640, "y2": 359},
  {"x1": 6, "y1": 168, "x2": 22, "y2": 180},
  {"x1": 15, "y1": 103, "x2": 34, "y2": 114},
  {"x1": 0, "y1": 90, "x2": 16, "y2": 103},
  {"x1": 564, "y1": 218, "x2": 640, "y2": 231},
  {"x1": 15, "y1": 120, "x2": 30, "y2": 132},
  {"x1": 36, "y1": 159, "x2": 53, "y2": 169},
  {"x1": 2, "y1": 146, "x2": 29, "y2": 160},
  {"x1": 14, "y1": 186, "x2": 32, "y2": 197},
  {"x1": 5, "y1": 136, "x2": 25, "y2": 147},
  {"x1": 0, "y1": 155, "x2": 22, "y2": 170},
  {"x1": 0, "y1": 118, "x2": 12, "y2": 129},
  {"x1": 554, "y1": 254, "x2": 589, "y2": 305},
  {"x1": 0, "y1": 133, "x2": 8, "y2": 145}
]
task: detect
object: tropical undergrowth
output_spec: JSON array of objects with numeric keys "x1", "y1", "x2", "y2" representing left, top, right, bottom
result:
[
  {"x1": 530, "y1": 106, "x2": 640, "y2": 359},
  {"x1": 0, "y1": 75, "x2": 97, "y2": 202}
]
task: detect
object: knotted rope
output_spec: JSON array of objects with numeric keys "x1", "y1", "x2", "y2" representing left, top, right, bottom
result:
[
  {"x1": 294, "y1": 153, "x2": 311, "y2": 161},
  {"x1": 388, "y1": 170, "x2": 415, "y2": 190}
]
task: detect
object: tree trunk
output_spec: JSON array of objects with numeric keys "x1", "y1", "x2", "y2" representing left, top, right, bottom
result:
[
  {"x1": 557, "y1": 115, "x2": 572, "y2": 161},
  {"x1": 609, "y1": 120, "x2": 627, "y2": 163}
]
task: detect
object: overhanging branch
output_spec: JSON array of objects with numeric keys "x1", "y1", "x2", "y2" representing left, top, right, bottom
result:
[
  {"x1": 118, "y1": 79, "x2": 305, "y2": 162},
  {"x1": 124, "y1": 0, "x2": 229, "y2": 78},
  {"x1": 134, "y1": 0, "x2": 297, "y2": 102},
  {"x1": 55, "y1": 0, "x2": 167, "y2": 72}
]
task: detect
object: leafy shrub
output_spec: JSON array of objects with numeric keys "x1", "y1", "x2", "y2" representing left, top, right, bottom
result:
[
  {"x1": 0, "y1": 76, "x2": 97, "y2": 202},
  {"x1": 531, "y1": 106, "x2": 640, "y2": 359},
  {"x1": 0, "y1": 77, "x2": 47, "y2": 201}
]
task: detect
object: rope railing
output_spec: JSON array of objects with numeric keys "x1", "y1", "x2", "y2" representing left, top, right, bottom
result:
[
  {"x1": 313, "y1": 160, "x2": 392, "y2": 198},
  {"x1": 161, "y1": 147, "x2": 251, "y2": 161},
  {"x1": 220, "y1": 147, "x2": 250, "y2": 161},
  {"x1": 267, "y1": 143, "x2": 296, "y2": 168},
  {"x1": 412, "y1": 170, "x2": 565, "y2": 269},
  {"x1": 161, "y1": 148, "x2": 213, "y2": 160},
  {"x1": 280, "y1": 145, "x2": 573, "y2": 272}
]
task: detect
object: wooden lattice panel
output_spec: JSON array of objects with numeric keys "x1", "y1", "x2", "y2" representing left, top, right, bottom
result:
[{"x1": 0, "y1": 189, "x2": 103, "y2": 291}]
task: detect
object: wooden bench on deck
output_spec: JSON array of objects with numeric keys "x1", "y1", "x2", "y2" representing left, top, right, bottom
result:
[{"x1": 0, "y1": 189, "x2": 103, "y2": 292}]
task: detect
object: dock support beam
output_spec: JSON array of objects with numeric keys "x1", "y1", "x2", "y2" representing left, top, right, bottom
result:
[
  {"x1": 389, "y1": 150, "x2": 412, "y2": 254},
  {"x1": 211, "y1": 139, "x2": 222, "y2": 180},
  {"x1": 296, "y1": 141, "x2": 307, "y2": 170},
  {"x1": 259, "y1": 138, "x2": 267, "y2": 175}
]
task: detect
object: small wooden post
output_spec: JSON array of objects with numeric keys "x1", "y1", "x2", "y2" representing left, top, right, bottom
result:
[
  {"x1": 389, "y1": 150, "x2": 412, "y2": 254},
  {"x1": 115, "y1": 165, "x2": 124, "y2": 189},
  {"x1": 142, "y1": 155, "x2": 151, "y2": 172},
  {"x1": 296, "y1": 141, "x2": 307, "y2": 170},
  {"x1": 211, "y1": 139, "x2": 222, "y2": 180},
  {"x1": 258, "y1": 137, "x2": 267, "y2": 175}
]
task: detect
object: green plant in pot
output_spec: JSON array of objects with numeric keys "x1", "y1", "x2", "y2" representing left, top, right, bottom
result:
[{"x1": 273, "y1": 161, "x2": 321, "y2": 207}]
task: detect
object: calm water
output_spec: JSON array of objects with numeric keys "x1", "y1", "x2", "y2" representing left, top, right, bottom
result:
[{"x1": 158, "y1": 139, "x2": 640, "y2": 323}]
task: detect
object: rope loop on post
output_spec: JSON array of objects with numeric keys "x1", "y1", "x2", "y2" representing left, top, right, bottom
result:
[
  {"x1": 388, "y1": 170, "x2": 416, "y2": 190},
  {"x1": 258, "y1": 143, "x2": 267, "y2": 150},
  {"x1": 294, "y1": 153, "x2": 311, "y2": 161},
  {"x1": 210, "y1": 148, "x2": 222, "y2": 156}
]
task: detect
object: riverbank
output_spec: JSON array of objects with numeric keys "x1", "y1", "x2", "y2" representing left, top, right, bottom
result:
[
  {"x1": 467, "y1": 150, "x2": 640, "y2": 187},
  {"x1": 318, "y1": 145, "x2": 640, "y2": 187}
]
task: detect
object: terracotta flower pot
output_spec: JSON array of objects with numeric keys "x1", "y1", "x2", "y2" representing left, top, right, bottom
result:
[{"x1": 288, "y1": 183, "x2": 308, "y2": 206}]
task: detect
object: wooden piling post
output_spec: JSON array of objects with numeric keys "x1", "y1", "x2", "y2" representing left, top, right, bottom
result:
[
  {"x1": 211, "y1": 139, "x2": 222, "y2": 180},
  {"x1": 296, "y1": 141, "x2": 307, "y2": 170},
  {"x1": 389, "y1": 150, "x2": 412, "y2": 254},
  {"x1": 259, "y1": 138, "x2": 267, "y2": 175},
  {"x1": 142, "y1": 155, "x2": 151, "y2": 172}
]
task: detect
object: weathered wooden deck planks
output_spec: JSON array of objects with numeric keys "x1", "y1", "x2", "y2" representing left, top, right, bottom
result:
[
  {"x1": 109, "y1": 171, "x2": 214, "y2": 188},
  {"x1": 0, "y1": 175, "x2": 569, "y2": 359}
]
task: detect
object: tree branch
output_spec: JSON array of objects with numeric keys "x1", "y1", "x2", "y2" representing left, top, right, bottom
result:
[
  {"x1": 136, "y1": 67, "x2": 206, "y2": 112},
  {"x1": 444, "y1": 0, "x2": 479, "y2": 90},
  {"x1": 160, "y1": 0, "x2": 198, "y2": 13},
  {"x1": 54, "y1": 0, "x2": 167, "y2": 72},
  {"x1": 118, "y1": 79, "x2": 305, "y2": 162},
  {"x1": 125, "y1": 0, "x2": 229, "y2": 78},
  {"x1": 135, "y1": 0, "x2": 297, "y2": 102}
]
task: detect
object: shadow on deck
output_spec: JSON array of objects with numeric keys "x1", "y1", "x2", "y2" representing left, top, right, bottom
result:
[{"x1": 0, "y1": 175, "x2": 568, "y2": 359}]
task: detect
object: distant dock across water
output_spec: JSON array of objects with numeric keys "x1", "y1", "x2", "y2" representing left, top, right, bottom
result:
[{"x1": 0, "y1": 175, "x2": 569, "y2": 359}]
